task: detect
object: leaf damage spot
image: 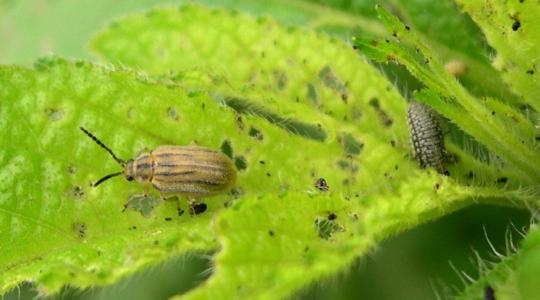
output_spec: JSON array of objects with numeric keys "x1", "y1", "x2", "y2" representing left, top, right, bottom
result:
[
  {"x1": 273, "y1": 70, "x2": 288, "y2": 90},
  {"x1": 234, "y1": 156, "x2": 247, "y2": 171},
  {"x1": 72, "y1": 222, "x2": 87, "y2": 238},
  {"x1": 368, "y1": 98, "x2": 393, "y2": 127},
  {"x1": 123, "y1": 194, "x2": 160, "y2": 217},
  {"x1": 167, "y1": 107, "x2": 179, "y2": 121},
  {"x1": 220, "y1": 140, "x2": 233, "y2": 159},
  {"x1": 248, "y1": 127, "x2": 263, "y2": 141},
  {"x1": 307, "y1": 83, "x2": 318, "y2": 106},
  {"x1": 315, "y1": 217, "x2": 343, "y2": 240},
  {"x1": 66, "y1": 185, "x2": 85, "y2": 200},
  {"x1": 318, "y1": 65, "x2": 348, "y2": 98},
  {"x1": 45, "y1": 107, "x2": 64, "y2": 121},
  {"x1": 338, "y1": 132, "x2": 364, "y2": 155}
]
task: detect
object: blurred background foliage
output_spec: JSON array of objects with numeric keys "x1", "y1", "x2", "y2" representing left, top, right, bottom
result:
[{"x1": 0, "y1": 0, "x2": 530, "y2": 299}]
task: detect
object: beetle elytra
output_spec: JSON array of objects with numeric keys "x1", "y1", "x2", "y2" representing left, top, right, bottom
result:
[{"x1": 80, "y1": 127, "x2": 236, "y2": 215}]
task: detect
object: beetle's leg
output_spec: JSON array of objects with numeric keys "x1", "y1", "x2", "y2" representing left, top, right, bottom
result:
[
  {"x1": 176, "y1": 200, "x2": 184, "y2": 216},
  {"x1": 187, "y1": 197, "x2": 196, "y2": 216}
]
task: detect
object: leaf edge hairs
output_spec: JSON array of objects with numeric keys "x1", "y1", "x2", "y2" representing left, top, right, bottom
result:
[
  {"x1": 79, "y1": 127, "x2": 237, "y2": 215},
  {"x1": 406, "y1": 102, "x2": 448, "y2": 175}
]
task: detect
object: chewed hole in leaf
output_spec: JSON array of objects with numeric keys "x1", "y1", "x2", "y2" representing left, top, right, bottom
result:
[
  {"x1": 220, "y1": 140, "x2": 233, "y2": 159},
  {"x1": 45, "y1": 107, "x2": 64, "y2": 121},
  {"x1": 307, "y1": 83, "x2": 318, "y2": 105},
  {"x1": 248, "y1": 127, "x2": 263, "y2": 141},
  {"x1": 234, "y1": 156, "x2": 247, "y2": 171},
  {"x1": 167, "y1": 106, "x2": 179, "y2": 121},
  {"x1": 224, "y1": 97, "x2": 327, "y2": 142},
  {"x1": 123, "y1": 194, "x2": 160, "y2": 217},
  {"x1": 314, "y1": 217, "x2": 343, "y2": 240},
  {"x1": 338, "y1": 132, "x2": 364, "y2": 155},
  {"x1": 318, "y1": 65, "x2": 347, "y2": 95}
]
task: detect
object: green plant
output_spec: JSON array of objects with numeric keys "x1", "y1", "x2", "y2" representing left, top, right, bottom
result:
[{"x1": 0, "y1": 1, "x2": 538, "y2": 299}]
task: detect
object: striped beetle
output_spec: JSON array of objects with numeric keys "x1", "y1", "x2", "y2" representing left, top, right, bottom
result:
[{"x1": 80, "y1": 127, "x2": 236, "y2": 215}]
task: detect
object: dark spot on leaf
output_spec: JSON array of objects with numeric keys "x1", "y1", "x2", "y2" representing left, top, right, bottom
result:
[
  {"x1": 164, "y1": 217, "x2": 172, "y2": 221},
  {"x1": 273, "y1": 70, "x2": 287, "y2": 90},
  {"x1": 67, "y1": 166, "x2": 77, "y2": 174},
  {"x1": 467, "y1": 171, "x2": 475, "y2": 179},
  {"x1": 307, "y1": 83, "x2": 318, "y2": 105},
  {"x1": 314, "y1": 178, "x2": 329, "y2": 191},
  {"x1": 351, "y1": 106, "x2": 362, "y2": 120},
  {"x1": 248, "y1": 127, "x2": 263, "y2": 141},
  {"x1": 129, "y1": 226, "x2": 137, "y2": 230},
  {"x1": 45, "y1": 108, "x2": 64, "y2": 121},
  {"x1": 318, "y1": 65, "x2": 347, "y2": 95},
  {"x1": 66, "y1": 185, "x2": 85, "y2": 200},
  {"x1": 123, "y1": 194, "x2": 160, "y2": 217},
  {"x1": 512, "y1": 20, "x2": 521, "y2": 31},
  {"x1": 234, "y1": 156, "x2": 247, "y2": 171},
  {"x1": 266, "y1": 172, "x2": 271, "y2": 177},
  {"x1": 268, "y1": 230, "x2": 274, "y2": 236},
  {"x1": 327, "y1": 213, "x2": 337, "y2": 220},
  {"x1": 220, "y1": 140, "x2": 233, "y2": 159},
  {"x1": 526, "y1": 69, "x2": 534, "y2": 75},
  {"x1": 338, "y1": 132, "x2": 364, "y2": 155},
  {"x1": 368, "y1": 98, "x2": 380, "y2": 108},
  {"x1": 167, "y1": 107, "x2": 179, "y2": 121},
  {"x1": 405, "y1": 25, "x2": 410, "y2": 30},
  {"x1": 235, "y1": 114, "x2": 244, "y2": 131},
  {"x1": 72, "y1": 222, "x2": 87, "y2": 238},
  {"x1": 341, "y1": 92, "x2": 348, "y2": 103},
  {"x1": 336, "y1": 159, "x2": 359, "y2": 173},
  {"x1": 259, "y1": 160, "x2": 265, "y2": 164},
  {"x1": 496, "y1": 177, "x2": 508, "y2": 184},
  {"x1": 230, "y1": 187, "x2": 244, "y2": 198}
]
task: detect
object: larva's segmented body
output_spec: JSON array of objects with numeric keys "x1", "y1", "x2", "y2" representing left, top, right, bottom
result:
[
  {"x1": 80, "y1": 127, "x2": 236, "y2": 215},
  {"x1": 406, "y1": 102, "x2": 447, "y2": 174}
]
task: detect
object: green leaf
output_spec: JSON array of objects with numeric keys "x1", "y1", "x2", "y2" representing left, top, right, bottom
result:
[
  {"x1": 0, "y1": 56, "x2": 384, "y2": 294},
  {"x1": 353, "y1": 5, "x2": 540, "y2": 187},
  {"x1": 455, "y1": 224, "x2": 540, "y2": 300},
  {"x1": 454, "y1": 0, "x2": 540, "y2": 113},
  {"x1": 87, "y1": 5, "x2": 537, "y2": 298}
]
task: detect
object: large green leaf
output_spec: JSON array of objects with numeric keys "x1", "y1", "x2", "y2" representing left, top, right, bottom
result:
[
  {"x1": 353, "y1": 6, "x2": 540, "y2": 187},
  {"x1": 87, "y1": 5, "x2": 536, "y2": 298},
  {"x1": 454, "y1": 0, "x2": 540, "y2": 113}
]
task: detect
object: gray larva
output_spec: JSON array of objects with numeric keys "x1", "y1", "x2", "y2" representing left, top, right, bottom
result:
[{"x1": 406, "y1": 102, "x2": 447, "y2": 174}]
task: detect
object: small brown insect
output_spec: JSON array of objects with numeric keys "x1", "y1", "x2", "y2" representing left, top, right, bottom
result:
[
  {"x1": 80, "y1": 127, "x2": 236, "y2": 215},
  {"x1": 444, "y1": 60, "x2": 468, "y2": 77},
  {"x1": 406, "y1": 102, "x2": 447, "y2": 174}
]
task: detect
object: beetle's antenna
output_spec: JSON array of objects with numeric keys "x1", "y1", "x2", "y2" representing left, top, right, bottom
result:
[
  {"x1": 93, "y1": 171, "x2": 124, "y2": 187},
  {"x1": 80, "y1": 127, "x2": 126, "y2": 166}
]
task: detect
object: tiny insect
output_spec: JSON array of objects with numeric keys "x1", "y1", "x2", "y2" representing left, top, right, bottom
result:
[
  {"x1": 444, "y1": 60, "x2": 468, "y2": 77},
  {"x1": 406, "y1": 102, "x2": 447, "y2": 174},
  {"x1": 80, "y1": 127, "x2": 236, "y2": 215}
]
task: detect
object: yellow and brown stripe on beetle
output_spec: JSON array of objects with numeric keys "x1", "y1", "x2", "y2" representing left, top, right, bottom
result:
[{"x1": 80, "y1": 127, "x2": 236, "y2": 216}]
